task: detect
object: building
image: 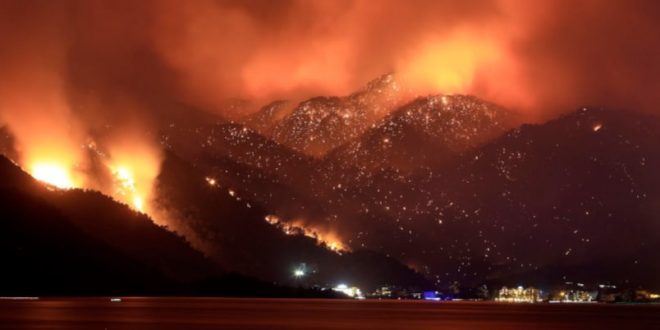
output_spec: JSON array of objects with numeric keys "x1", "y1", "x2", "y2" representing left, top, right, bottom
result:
[
  {"x1": 549, "y1": 282, "x2": 597, "y2": 302},
  {"x1": 333, "y1": 284, "x2": 364, "y2": 299},
  {"x1": 496, "y1": 286, "x2": 541, "y2": 303},
  {"x1": 551, "y1": 290, "x2": 596, "y2": 302}
]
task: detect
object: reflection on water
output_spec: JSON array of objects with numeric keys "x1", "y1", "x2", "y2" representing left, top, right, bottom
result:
[{"x1": 0, "y1": 298, "x2": 659, "y2": 329}]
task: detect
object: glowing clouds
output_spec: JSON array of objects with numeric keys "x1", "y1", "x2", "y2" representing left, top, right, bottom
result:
[
  {"x1": 1, "y1": 0, "x2": 658, "y2": 132},
  {"x1": 396, "y1": 29, "x2": 516, "y2": 99},
  {"x1": 240, "y1": 39, "x2": 354, "y2": 100},
  {"x1": 0, "y1": 35, "x2": 86, "y2": 191}
]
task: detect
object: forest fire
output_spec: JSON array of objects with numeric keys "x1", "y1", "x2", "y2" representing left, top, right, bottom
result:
[
  {"x1": 25, "y1": 150, "x2": 158, "y2": 214},
  {"x1": 104, "y1": 140, "x2": 161, "y2": 214},
  {"x1": 30, "y1": 162, "x2": 77, "y2": 189},
  {"x1": 14, "y1": 133, "x2": 162, "y2": 215},
  {"x1": 111, "y1": 166, "x2": 144, "y2": 212},
  {"x1": 1, "y1": 1, "x2": 659, "y2": 314},
  {"x1": 264, "y1": 215, "x2": 349, "y2": 254}
]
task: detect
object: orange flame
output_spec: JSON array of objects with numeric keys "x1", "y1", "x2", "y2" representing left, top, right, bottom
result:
[
  {"x1": 31, "y1": 162, "x2": 77, "y2": 189},
  {"x1": 264, "y1": 215, "x2": 349, "y2": 253},
  {"x1": 103, "y1": 135, "x2": 162, "y2": 214}
]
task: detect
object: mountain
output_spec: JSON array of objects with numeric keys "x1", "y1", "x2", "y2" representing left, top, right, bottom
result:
[
  {"x1": 155, "y1": 89, "x2": 660, "y2": 291},
  {"x1": 244, "y1": 100, "x2": 291, "y2": 136},
  {"x1": 332, "y1": 107, "x2": 660, "y2": 289},
  {"x1": 155, "y1": 105, "x2": 435, "y2": 292},
  {"x1": 293, "y1": 95, "x2": 519, "y2": 254},
  {"x1": 153, "y1": 150, "x2": 430, "y2": 292},
  {"x1": 325, "y1": 94, "x2": 519, "y2": 176},
  {"x1": 0, "y1": 155, "x2": 201, "y2": 294},
  {"x1": 0, "y1": 155, "x2": 339, "y2": 297},
  {"x1": 0, "y1": 185, "x2": 173, "y2": 295},
  {"x1": 162, "y1": 119, "x2": 314, "y2": 185},
  {"x1": 6, "y1": 71, "x2": 660, "y2": 295},
  {"x1": 158, "y1": 109, "x2": 329, "y2": 226},
  {"x1": 156, "y1": 104, "x2": 436, "y2": 287},
  {"x1": 269, "y1": 73, "x2": 404, "y2": 157}
]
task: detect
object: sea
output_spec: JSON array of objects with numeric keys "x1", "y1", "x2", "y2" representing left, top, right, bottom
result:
[{"x1": 0, "y1": 297, "x2": 659, "y2": 329}]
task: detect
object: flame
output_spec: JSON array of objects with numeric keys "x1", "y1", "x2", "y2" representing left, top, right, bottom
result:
[
  {"x1": 13, "y1": 126, "x2": 158, "y2": 215},
  {"x1": 264, "y1": 215, "x2": 349, "y2": 253},
  {"x1": 23, "y1": 140, "x2": 85, "y2": 191},
  {"x1": 10, "y1": 125, "x2": 162, "y2": 215},
  {"x1": 111, "y1": 166, "x2": 144, "y2": 212},
  {"x1": 104, "y1": 137, "x2": 162, "y2": 214},
  {"x1": 31, "y1": 162, "x2": 77, "y2": 189},
  {"x1": 133, "y1": 195, "x2": 144, "y2": 212}
]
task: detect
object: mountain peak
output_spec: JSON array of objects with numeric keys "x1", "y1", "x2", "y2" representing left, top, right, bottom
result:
[
  {"x1": 324, "y1": 94, "x2": 519, "y2": 175},
  {"x1": 270, "y1": 74, "x2": 406, "y2": 157}
]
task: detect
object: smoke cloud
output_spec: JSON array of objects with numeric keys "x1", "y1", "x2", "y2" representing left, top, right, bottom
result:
[
  {"x1": 1, "y1": 0, "x2": 658, "y2": 124},
  {"x1": 0, "y1": 0, "x2": 659, "y2": 216},
  {"x1": 151, "y1": 0, "x2": 660, "y2": 119}
]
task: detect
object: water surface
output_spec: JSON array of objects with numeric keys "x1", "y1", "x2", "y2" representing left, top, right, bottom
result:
[{"x1": 1, "y1": 298, "x2": 658, "y2": 329}]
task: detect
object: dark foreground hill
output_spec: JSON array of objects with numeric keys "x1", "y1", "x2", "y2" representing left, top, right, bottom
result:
[
  {"x1": 0, "y1": 155, "x2": 338, "y2": 297},
  {"x1": 153, "y1": 151, "x2": 430, "y2": 292}
]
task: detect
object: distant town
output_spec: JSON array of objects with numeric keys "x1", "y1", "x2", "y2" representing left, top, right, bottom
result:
[
  {"x1": 291, "y1": 266, "x2": 660, "y2": 303},
  {"x1": 326, "y1": 282, "x2": 660, "y2": 303}
]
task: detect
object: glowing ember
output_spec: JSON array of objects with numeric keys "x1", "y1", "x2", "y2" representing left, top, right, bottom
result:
[
  {"x1": 592, "y1": 123, "x2": 603, "y2": 132},
  {"x1": 205, "y1": 177, "x2": 217, "y2": 186},
  {"x1": 441, "y1": 95, "x2": 449, "y2": 106},
  {"x1": 326, "y1": 241, "x2": 342, "y2": 252},
  {"x1": 264, "y1": 215, "x2": 280, "y2": 225},
  {"x1": 31, "y1": 163, "x2": 76, "y2": 189}
]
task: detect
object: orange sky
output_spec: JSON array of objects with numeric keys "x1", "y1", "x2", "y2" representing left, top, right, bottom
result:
[
  {"x1": 2, "y1": 0, "x2": 658, "y2": 123},
  {"x1": 0, "y1": 0, "x2": 659, "y2": 211}
]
